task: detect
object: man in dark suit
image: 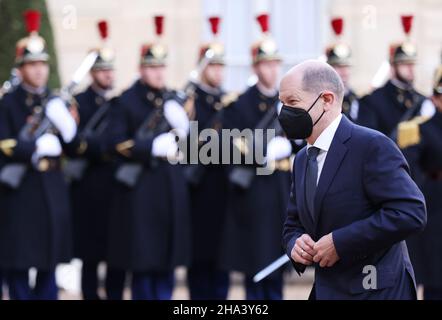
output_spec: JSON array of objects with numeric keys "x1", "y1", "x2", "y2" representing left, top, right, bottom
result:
[
  {"x1": 279, "y1": 60, "x2": 426, "y2": 300},
  {"x1": 357, "y1": 16, "x2": 434, "y2": 290}
]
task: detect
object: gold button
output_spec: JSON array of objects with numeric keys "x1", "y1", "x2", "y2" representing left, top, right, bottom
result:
[
  {"x1": 26, "y1": 96, "x2": 33, "y2": 107},
  {"x1": 147, "y1": 92, "x2": 155, "y2": 101},
  {"x1": 259, "y1": 102, "x2": 267, "y2": 111},
  {"x1": 154, "y1": 98, "x2": 163, "y2": 107},
  {"x1": 206, "y1": 95, "x2": 214, "y2": 104},
  {"x1": 95, "y1": 96, "x2": 104, "y2": 105},
  {"x1": 33, "y1": 106, "x2": 43, "y2": 114}
]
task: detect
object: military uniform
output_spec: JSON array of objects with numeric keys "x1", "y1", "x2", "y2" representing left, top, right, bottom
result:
[
  {"x1": 0, "y1": 10, "x2": 74, "y2": 300},
  {"x1": 325, "y1": 17, "x2": 359, "y2": 122},
  {"x1": 358, "y1": 80, "x2": 426, "y2": 136},
  {"x1": 358, "y1": 15, "x2": 427, "y2": 138},
  {"x1": 64, "y1": 20, "x2": 125, "y2": 300},
  {"x1": 401, "y1": 67, "x2": 442, "y2": 299},
  {"x1": 106, "y1": 16, "x2": 191, "y2": 300},
  {"x1": 69, "y1": 87, "x2": 115, "y2": 263},
  {"x1": 341, "y1": 90, "x2": 359, "y2": 122},
  {"x1": 220, "y1": 14, "x2": 291, "y2": 300},
  {"x1": 184, "y1": 17, "x2": 230, "y2": 300},
  {"x1": 185, "y1": 84, "x2": 231, "y2": 300}
]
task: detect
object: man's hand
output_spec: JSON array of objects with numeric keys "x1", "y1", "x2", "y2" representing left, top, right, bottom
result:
[
  {"x1": 313, "y1": 233, "x2": 340, "y2": 267},
  {"x1": 291, "y1": 234, "x2": 316, "y2": 266}
]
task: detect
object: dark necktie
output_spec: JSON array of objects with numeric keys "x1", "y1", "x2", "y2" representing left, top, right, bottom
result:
[{"x1": 305, "y1": 146, "x2": 320, "y2": 219}]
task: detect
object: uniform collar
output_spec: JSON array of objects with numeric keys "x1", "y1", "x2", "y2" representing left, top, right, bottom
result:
[
  {"x1": 197, "y1": 82, "x2": 222, "y2": 96},
  {"x1": 21, "y1": 82, "x2": 47, "y2": 96},
  {"x1": 90, "y1": 83, "x2": 111, "y2": 98},
  {"x1": 390, "y1": 78, "x2": 413, "y2": 91},
  {"x1": 256, "y1": 82, "x2": 278, "y2": 98}
]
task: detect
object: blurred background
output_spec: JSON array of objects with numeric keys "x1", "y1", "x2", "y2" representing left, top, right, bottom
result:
[{"x1": 1, "y1": 0, "x2": 442, "y2": 96}]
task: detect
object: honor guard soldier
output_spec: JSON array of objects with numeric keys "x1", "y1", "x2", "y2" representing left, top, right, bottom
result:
[
  {"x1": 183, "y1": 16, "x2": 231, "y2": 300},
  {"x1": 358, "y1": 15, "x2": 431, "y2": 137},
  {"x1": 220, "y1": 13, "x2": 293, "y2": 300},
  {"x1": 107, "y1": 16, "x2": 191, "y2": 300},
  {"x1": 401, "y1": 66, "x2": 442, "y2": 300},
  {"x1": 325, "y1": 17, "x2": 359, "y2": 122},
  {"x1": 0, "y1": 10, "x2": 77, "y2": 300},
  {"x1": 64, "y1": 20, "x2": 125, "y2": 300}
]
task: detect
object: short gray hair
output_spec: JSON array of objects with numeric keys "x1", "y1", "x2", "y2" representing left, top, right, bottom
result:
[{"x1": 301, "y1": 65, "x2": 345, "y2": 103}]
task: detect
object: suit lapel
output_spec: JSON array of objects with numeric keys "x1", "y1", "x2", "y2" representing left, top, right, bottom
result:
[{"x1": 313, "y1": 116, "x2": 352, "y2": 227}]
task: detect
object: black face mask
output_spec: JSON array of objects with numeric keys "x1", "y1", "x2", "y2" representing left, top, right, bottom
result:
[{"x1": 278, "y1": 93, "x2": 325, "y2": 139}]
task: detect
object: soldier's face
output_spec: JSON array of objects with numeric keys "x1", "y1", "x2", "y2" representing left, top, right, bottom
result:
[
  {"x1": 91, "y1": 69, "x2": 114, "y2": 90},
  {"x1": 333, "y1": 65, "x2": 350, "y2": 88},
  {"x1": 254, "y1": 60, "x2": 281, "y2": 90},
  {"x1": 19, "y1": 61, "x2": 49, "y2": 89},
  {"x1": 139, "y1": 65, "x2": 166, "y2": 90},
  {"x1": 202, "y1": 64, "x2": 224, "y2": 88},
  {"x1": 394, "y1": 63, "x2": 415, "y2": 84}
]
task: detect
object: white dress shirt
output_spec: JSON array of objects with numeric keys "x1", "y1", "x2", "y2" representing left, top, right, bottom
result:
[{"x1": 307, "y1": 114, "x2": 343, "y2": 184}]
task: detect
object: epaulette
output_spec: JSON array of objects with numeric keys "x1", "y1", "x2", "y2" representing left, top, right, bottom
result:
[
  {"x1": 397, "y1": 115, "x2": 431, "y2": 149},
  {"x1": 0, "y1": 139, "x2": 17, "y2": 157}
]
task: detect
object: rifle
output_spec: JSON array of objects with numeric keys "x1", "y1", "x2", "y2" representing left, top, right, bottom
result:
[
  {"x1": 228, "y1": 102, "x2": 284, "y2": 190},
  {"x1": 0, "y1": 52, "x2": 98, "y2": 189},
  {"x1": 183, "y1": 97, "x2": 226, "y2": 186},
  {"x1": 63, "y1": 97, "x2": 112, "y2": 181},
  {"x1": 114, "y1": 92, "x2": 179, "y2": 188}
]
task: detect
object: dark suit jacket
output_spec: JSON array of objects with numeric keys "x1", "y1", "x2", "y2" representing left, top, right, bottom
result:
[{"x1": 283, "y1": 116, "x2": 427, "y2": 299}]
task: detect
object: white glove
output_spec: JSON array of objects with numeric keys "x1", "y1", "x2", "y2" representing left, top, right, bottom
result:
[
  {"x1": 420, "y1": 98, "x2": 436, "y2": 118},
  {"x1": 164, "y1": 99, "x2": 189, "y2": 138},
  {"x1": 266, "y1": 136, "x2": 292, "y2": 162},
  {"x1": 151, "y1": 132, "x2": 178, "y2": 158},
  {"x1": 35, "y1": 133, "x2": 62, "y2": 158},
  {"x1": 45, "y1": 97, "x2": 77, "y2": 143}
]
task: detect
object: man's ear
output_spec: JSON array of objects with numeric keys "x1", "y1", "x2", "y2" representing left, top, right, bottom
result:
[{"x1": 321, "y1": 91, "x2": 335, "y2": 110}]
